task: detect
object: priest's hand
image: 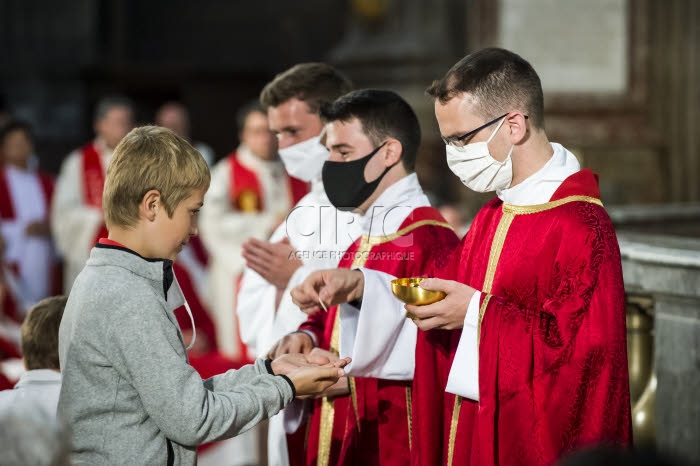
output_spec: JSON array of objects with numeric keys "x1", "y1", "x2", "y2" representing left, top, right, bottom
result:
[
  {"x1": 406, "y1": 278, "x2": 476, "y2": 331},
  {"x1": 267, "y1": 331, "x2": 315, "y2": 359},
  {"x1": 25, "y1": 220, "x2": 51, "y2": 237},
  {"x1": 315, "y1": 376, "x2": 350, "y2": 398},
  {"x1": 242, "y1": 237, "x2": 302, "y2": 289},
  {"x1": 270, "y1": 353, "x2": 314, "y2": 375},
  {"x1": 304, "y1": 347, "x2": 337, "y2": 364},
  {"x1": 291, "y1": 269, "x2": 364, "y2": 314}
]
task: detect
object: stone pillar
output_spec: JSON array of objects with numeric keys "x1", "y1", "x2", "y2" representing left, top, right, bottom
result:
[
  {"x1": 649, "y1": 0, "x2": 700, "y2": 202},
  {"x1": 618, "y1": 232, "x2": 700, "y2": 463}
]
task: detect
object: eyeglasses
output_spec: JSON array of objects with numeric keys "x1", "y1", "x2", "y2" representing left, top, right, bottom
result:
[{"x1": 441, "y1": 113, "x2": 528, "y2": 147}]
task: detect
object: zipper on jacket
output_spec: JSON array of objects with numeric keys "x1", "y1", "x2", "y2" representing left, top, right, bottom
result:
[{"x1": 166, "y1": 439, "x2": 174, "y2": 466}]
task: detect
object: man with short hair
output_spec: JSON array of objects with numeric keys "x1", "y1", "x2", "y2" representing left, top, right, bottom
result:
[
  {"x1": 52, "y1": 96, "x2": 134, "y2": 292},
  {"x1": 236, "y1": 63, "x2": 360, "y2": 466},
  {"x1": 293, "y1": 48, "x2": 631, "y2": 465},
  {"x1": 0, "y1": 295, "x2": 67, "y2": 417},
  {"x1": 272, "y1": 89, "x2": 459, "y2": 466},
  {"x1": 200, "y1": 101, "x2": 308, "y2": 362}
]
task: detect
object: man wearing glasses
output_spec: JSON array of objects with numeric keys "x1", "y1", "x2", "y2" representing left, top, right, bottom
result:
[{"x1": 291, "y1": 48, "x2": 631, "y2": 465}]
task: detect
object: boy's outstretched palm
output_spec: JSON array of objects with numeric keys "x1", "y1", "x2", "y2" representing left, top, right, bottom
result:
[
  {"x1": 270, "y1": 352, "x2": 351, "y2": 397},
  {"x1": 288, "y1": 364, "x2": 348, "y2": 397}
]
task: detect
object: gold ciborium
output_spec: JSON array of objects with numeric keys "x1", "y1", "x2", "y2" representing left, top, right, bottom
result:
[{"x1": 391, "y1": 278, "x2": 446, "y2": 319}]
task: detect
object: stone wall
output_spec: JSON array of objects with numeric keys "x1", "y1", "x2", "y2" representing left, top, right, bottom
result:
[{"x1": 618, "y1": 231, "x2": 700, "y2": 463}]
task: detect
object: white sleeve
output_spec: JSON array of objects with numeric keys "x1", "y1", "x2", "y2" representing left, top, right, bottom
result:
[
  {"x1": 237, "y1": 222, "x2": 312, "y2": 357},
  {"x1": 0, "y1": 221, "x2": 25, "y2": 262},
  {"x1": 272, "y1": 264, "x2": 315, "y2": 337},
  {"x1": 236, "y1": 267, "x2": 278, "y2": 357},
  {"x1": 338, "y1": 268, "x2": 416, "y2": 380},
  {"x1": 445, "y1": 291, "x2": 482, "y2": 401},
  {"x1": 199, "y1": 159, "x2": 278, "y2": 272},
  {"x1": 50, "y1": 153, "x2": 104, "y2": 263},
  {"x1": 282, "y1": 398, "x2": 310, "y2": 434}
]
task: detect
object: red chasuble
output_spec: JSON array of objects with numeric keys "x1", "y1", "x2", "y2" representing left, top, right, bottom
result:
[
  {"x1": 298, "y1": 206, "x2": 460, "y2": 466},
  {"x1": 0, "y1": 167, "x2": 59, "y2": 294},
  {"x1": 415, "y1": 169, "x2": 631, "y2": 466},
  {"x1": 0, "y1": 168, "x2": 54, "y2": 221},
  {"x1": 228, "y1": 152, "x2": 308, "y2": 212},
  {"x1": 81, "y1": 143, "x2": 109, "y2": 241}
]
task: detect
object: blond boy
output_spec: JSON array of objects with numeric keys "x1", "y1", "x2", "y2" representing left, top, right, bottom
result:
[{"x1": 57, "y1": 126, "x2": 346, "y2": 465}]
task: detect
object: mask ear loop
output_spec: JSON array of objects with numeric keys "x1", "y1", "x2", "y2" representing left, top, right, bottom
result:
[
  {"x1": 183, "y1": 300, "x2": 196, "y2": 350},
  {"x1": 486, "y1": 116, "x2": 508, "y2": 144},
  {"x1": 172, "y1": 274, "x2": 197, "y2": 350}
]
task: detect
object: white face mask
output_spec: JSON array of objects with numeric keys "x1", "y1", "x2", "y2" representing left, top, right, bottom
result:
[
  {"x1": 445, "y1": 116, "x2": 514, "y2": 193},
  {"x1": 278, "y1": 131, "x2": 329, "y2": 182}
]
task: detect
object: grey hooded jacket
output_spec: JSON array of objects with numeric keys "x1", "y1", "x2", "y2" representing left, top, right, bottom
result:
[{"x1": 58, "y1": 244, "x2": 294, "y2": 465}]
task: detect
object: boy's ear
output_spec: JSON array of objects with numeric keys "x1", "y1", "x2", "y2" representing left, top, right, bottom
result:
[{"x1": 141, "y1": 189, "x2": 162, "y2": 221}]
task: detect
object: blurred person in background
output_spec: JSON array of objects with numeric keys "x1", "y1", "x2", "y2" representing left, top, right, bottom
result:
[
  {"x1": 0, "y1": 121, "x2": 58, "y2": 305},
  {"x1": 155, "y1": 101, "x2": 215, "y2": 167},
  {"x1": 237, "y1": 62, "x2": 360, "y2": 466},
  {"x1": 198, "y1": 101, "x2": 308, "y2": 466},
  {"x1": 51, "y1": 95, "x2": 134, "y2": 293},
  {"x1": 437, "y1": 202, "x2": 469, "y2": 238},
  {"x1": 199, "y1": 101, "x2": 307, "y2": 363}
]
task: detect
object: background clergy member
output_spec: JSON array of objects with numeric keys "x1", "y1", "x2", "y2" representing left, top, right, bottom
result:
[
  {"x1": 236, "y1": 62, "x2": 360, "y2": 466},
  {"x1": 51, "y1": 95, "x2": 134, "y2": 292}
]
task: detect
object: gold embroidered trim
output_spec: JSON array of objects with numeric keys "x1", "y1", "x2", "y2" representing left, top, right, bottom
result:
[
  {"x1": 482, "y1": 212, "x2": 514, "y2": 294},
  {"x1": 352, "y1": 236, "x2": 373, "y2": 269},
  {"x1": 502, "y1": 195, "x2": 603, "y2": 215},
  {"x1": 447, "y1": 196, "x2": 603, "y2": 465},
  {"x1": 477, "y1": 293, "x2": 492, "y2": 349},
  {"x1": 317, "y1": 237, "x2": 372, "y2": 465},
  {"x1": 447, "y1": 396, "x2": 462, "y2": 466},
  {"x1": 349, "y1": 377, "x2": 360, "y2": 432},
  {"x1": 317, "y1": 397, "x2": 334, "y2": 466},
  {"x1": 361, "y1": 219, "x2": 453, "y2": 246},
  {"x1": 448, "y1": 210, "x2": 516, "y2": 465},
  {"x1": 406, "y1": 387, "x2": 413, "y2": 452}
]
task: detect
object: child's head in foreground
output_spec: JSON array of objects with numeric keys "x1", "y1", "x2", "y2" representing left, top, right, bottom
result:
[
  {"x1": 102, "y1": 125, "x2": 211, "y2": 261},
  {"x1": 22, "y1": 295, "x2": 68, "y2": 372}
]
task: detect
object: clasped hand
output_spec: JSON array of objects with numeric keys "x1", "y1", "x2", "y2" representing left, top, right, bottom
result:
[
  {"x1": 270, "y1": 351, "x2": 351, "y2": 398},
  {"x1": 242, "y1": 237, "x2": 301, "y2": 289}
]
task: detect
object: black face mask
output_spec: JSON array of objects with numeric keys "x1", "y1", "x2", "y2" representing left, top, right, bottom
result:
[{"x1": 322, "y1": 142, "x2": 398, "y2": 212}]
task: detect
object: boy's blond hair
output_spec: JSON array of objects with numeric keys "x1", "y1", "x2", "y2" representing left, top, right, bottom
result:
[
  {"x1": 21, "y1": 295, "x2": 67, "y2": 371},
  {"x1": 103, "y1": 126, "x2": 210, "y2": 229}
]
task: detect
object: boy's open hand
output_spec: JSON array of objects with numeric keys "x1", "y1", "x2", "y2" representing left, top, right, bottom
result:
[
  {"x1": 271, "y1": 352, "x2": 351, "y2": 376},
  {"x1": 270, "y1": 353, "x2": 312, "y2": 375},
  {"x1": 288, "y1": 365, "x2": 347, "y2": 397}
]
